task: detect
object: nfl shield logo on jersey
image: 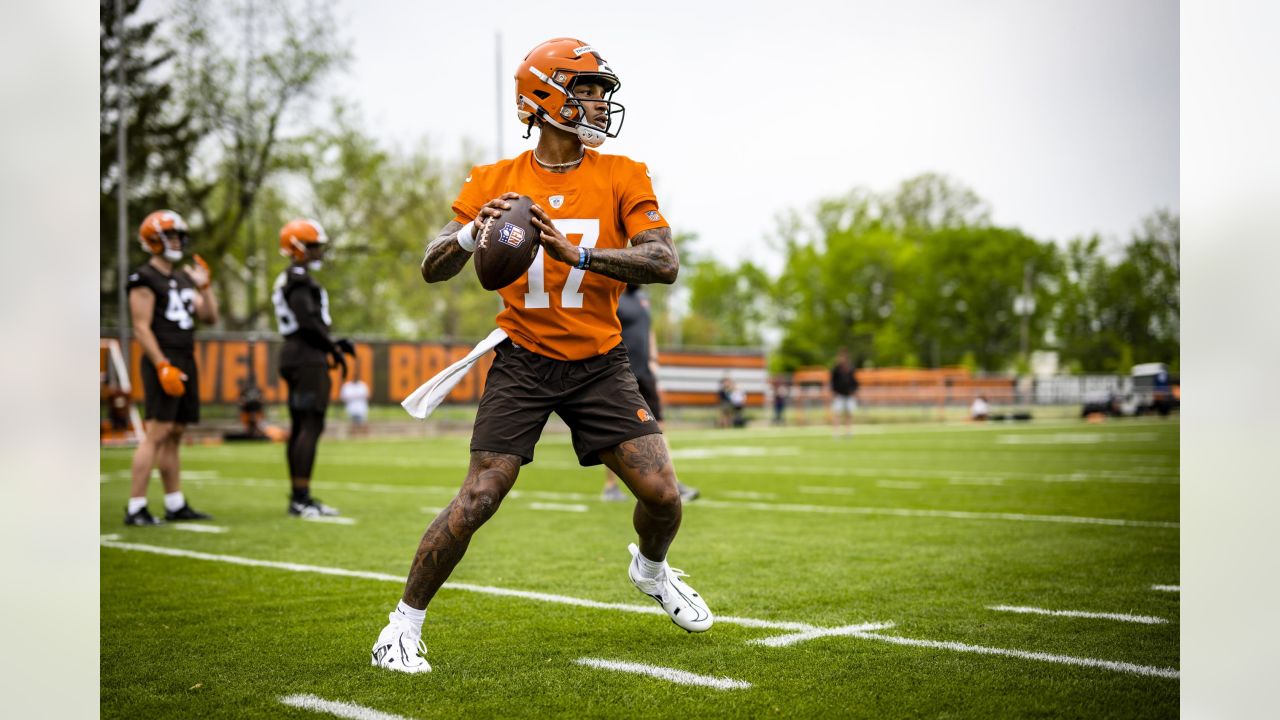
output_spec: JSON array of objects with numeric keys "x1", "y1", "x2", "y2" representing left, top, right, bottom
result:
[
  {"x1": 646, "y1": 210, "x2": 661, "y2": 221},
  {"x1": 549, "y1": 195, "x2": 564, "y2": 209},
  {"x1": 498, "y1": 222, "x2": 526, "y2": 248}
]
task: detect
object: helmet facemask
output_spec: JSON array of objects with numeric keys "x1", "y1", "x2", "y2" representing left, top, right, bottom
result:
[
  {"x1": 159, "y1": 229, "x2": 189, "y2": 262},
  {"x1": 520, "y1": 68, "x2": 625, "y2": 148}
]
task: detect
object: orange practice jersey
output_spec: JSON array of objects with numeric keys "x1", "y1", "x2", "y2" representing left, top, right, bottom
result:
[{"x1": 452, "y1": 149, "x2": 670, "y2": 361}]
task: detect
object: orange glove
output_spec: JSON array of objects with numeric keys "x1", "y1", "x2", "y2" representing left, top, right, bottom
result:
[
  {"x1": 190, "y1": 254, "x2": 212, "y2": 290},
  {"x1": 157, "y1": 360, "x2": 188, "y2": 397}
]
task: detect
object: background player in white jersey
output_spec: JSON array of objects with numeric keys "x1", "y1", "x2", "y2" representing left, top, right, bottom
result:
[
  {"x1": 272, "y1": 218, "x2": 356, "y2": 518},
  {"x1": 124, "y1": 210, "x2": 218, "y2": 526}
]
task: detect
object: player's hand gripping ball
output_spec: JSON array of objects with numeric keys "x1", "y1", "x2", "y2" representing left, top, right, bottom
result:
[{"x1": 473, "y1": 194, "x2": 540, "y2": 291}]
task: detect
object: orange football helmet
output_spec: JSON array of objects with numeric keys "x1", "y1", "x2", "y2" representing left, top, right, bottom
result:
[
  {"x1": 138, "y1": 210, "x2": 190, "y2": 261},
  {"x1": 279, "y1": 218, "x2": 329, "y2": 262},
  {"x1": 515, "y1": 37, "x2": 624, "y2": 147}
]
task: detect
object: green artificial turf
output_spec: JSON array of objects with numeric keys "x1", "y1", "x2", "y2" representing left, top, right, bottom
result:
[{"x1": 101, "y1": 417, "x2": 1179, "y2": 718}]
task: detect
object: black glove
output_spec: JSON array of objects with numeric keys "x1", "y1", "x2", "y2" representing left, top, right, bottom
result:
[
  {"x1": 334, "y1": 337, "x2": 356, "y2": 356},
  {"x1": 330, "y1": 350, "x2": 349, "y2": 380}
]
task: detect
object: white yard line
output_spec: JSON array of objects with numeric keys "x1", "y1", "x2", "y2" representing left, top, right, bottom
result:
[
  {"x1": 849, "y1": 631, "x2": 1178, "y2": 679},
  {"x1": 101, "y1": 538, "x2": 1176, "y2": 679},
  {"x1": 170, "y1": 524, "x2": 229, "y2": 534},
  {"x1": 185, "y1": 476, "x2": 458, "y2": 496},
  {"x1": 670, "y1": 446, "x2": 800, "y2": 460},
  {"x1": 509, "y1": 490, "x2": 592, "y2": 501},
  {"x1": 876, "y1": 480, "x2": 923, "y2": 490},
  {"x1": 529, "y1": 502, "x2": 589, "y2": 513},
  {"x1": 748, "y1": 622, "x2": 896, "y2": 647},
  {"x1": 692, "y1": 499, "x2": 1179, "y2": 529},
  {"x1": 574, "y1": 658, "x2": 751, "y2": 690},
  {"x1": 98, "y1": 538, "x2": 813, "y2": 632},
  {"x1": 720, "y1": 490, "x2": 778, "y2": 500},
  {"x1": 302, "y1": 516, "x2": 357, "y2": 525},
  {"x1": 279, "y1": 694, "x2": 414, "y2": 720},
  {"x1": 949, "y1": 477, "x2": 1005, "y2": 486},
  {"x1": 1151, "y1": 584, "x2": 1180, "y2": 592},
  {"x1": 798, "y1": 486, "x2": 857, "y2": 495},
  {"x1": 988, "y1": 605, "x2": 1167, "y2": 625}
]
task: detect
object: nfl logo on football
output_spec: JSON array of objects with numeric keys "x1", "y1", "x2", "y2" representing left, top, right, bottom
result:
[{"x1": 498, "y1": 222, "x2": 525, "y2": 248}]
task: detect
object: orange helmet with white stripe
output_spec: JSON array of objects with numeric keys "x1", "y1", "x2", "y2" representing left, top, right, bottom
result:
[
  {"x1": 515, "y1": 38, "x2": 624, "y2": 147},
  {"x1": 279, "y1": 218, "x2": 328, "y2": 262},
  {"x1": 138, "y1": 210, "x2": 190, "y2": 261}
]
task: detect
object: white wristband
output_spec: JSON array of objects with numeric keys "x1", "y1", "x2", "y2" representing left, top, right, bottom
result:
[{"x1": 456, "y1": 221, "x2": 477, "y2": 252}]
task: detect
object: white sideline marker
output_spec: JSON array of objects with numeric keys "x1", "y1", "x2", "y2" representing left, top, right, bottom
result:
[
  {"x1": 529, "y1": 502, "x2": 589, "y2": 513},
  {"x1": 949, "y1": 477, "x2": 1005, "y2": 486},
  {"x1": 1151, "y1": 584, "x2": 1180, "y2": 592},
  {"x1": 693, "y1": 499, "x2": 1179, "y2": 529},
  {"x1": 848, "y1": 631, "x2": 1179, "y2": 679},
  {"x1": 721, "y1": 490, "x2": 778, "y2": 500},
  {"x1": 798, "y1": 486, "x2": 856, "y2": 495},
  {"x1": 748, "y1": 622, "x2": 896, "y2": 647},
  {"x1": 171, "y1": 524, "x2": 229, "y2": 534},
  {"x1": 876, "y1": 480, "x2": 923, "y2": 490},
  {"x1": 101, "y1": 539, "x2": 1178, "y2": 678},
  {"x1": 279, "y1": 694, "x2": 414, "y2": 720},
  {"x1": 98, "y1": 538, "x2": 812, "y2": 632},
  {"x1": 574, "y1": 658, "x2": 751, "y2": 690},
  {"x1": 303, "y1": 516, "x2": 357, "y2": 525},
  {"x1": 988, "y1": 605, "x2": 1168, "y2": 625}
]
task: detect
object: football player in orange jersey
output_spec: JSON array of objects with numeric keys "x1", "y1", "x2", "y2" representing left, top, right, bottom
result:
[{"x1": 372, "y1": 37, "x2": 712, "y2": 674}]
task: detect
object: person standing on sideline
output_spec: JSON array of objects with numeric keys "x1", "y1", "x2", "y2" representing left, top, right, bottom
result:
[
  {"x1": 602, "y1": 284, "x2": 698, "y2": 503},
  {"x1": 272, "y1": 218, "x2": 356, "y2": 518},
  {"x1": 831, "y1": 347, "x2": 859, "y2": 437},
  {"x1": 340, "y1": 374, "x2": 371, "y2": 437},
  {"x1": 371, "y1": 37, "x2": 713, "y2": 674},
  {"x1": 124, "y1": 210, "x2": 217, "y2": 526}
]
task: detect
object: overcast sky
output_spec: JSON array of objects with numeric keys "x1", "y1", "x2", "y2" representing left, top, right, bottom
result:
[{"x1": 326, "y1": 0, "x2": 1177, "y2": 269}]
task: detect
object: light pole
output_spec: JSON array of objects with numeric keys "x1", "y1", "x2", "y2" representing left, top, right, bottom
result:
[{"x1": 1013, "y1": 261, "x2": 1035, "y2": 367}]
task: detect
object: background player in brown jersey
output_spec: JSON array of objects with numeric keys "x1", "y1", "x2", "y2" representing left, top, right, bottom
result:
[
  {"x1": 372, "y1": 37, "x2": 712, "y2": 674},
  {"x1": 124, "y1": 210, "x2": 218, "y2": 526},
  {"x1": 272, "y1": 218, "x2": 356, "y2": 518}
]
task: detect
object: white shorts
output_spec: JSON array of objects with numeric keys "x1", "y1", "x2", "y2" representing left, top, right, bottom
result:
[{"x1": 832, "y1": 395, "x2": 858, "y2": 414}]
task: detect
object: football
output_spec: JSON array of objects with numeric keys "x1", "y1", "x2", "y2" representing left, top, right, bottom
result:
[{"x1": 473, "y1": 195, "x2": 541, "y2": 291}]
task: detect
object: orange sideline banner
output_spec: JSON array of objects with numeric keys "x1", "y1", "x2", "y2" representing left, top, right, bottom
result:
[{"x1": 103, "y1": 336, "x2": 764, "y2": 406}]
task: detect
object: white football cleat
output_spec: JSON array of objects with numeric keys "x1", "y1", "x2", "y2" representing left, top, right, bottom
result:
[
  {"x1": 627, "y1": 542, "x2": 713, "y2": 633},
  {"x1": 289, "y1": 498, "x2": 340, "y2": 518},
  {"x1": 370, "y1": 612, "x2": 432, "y2": 674}
]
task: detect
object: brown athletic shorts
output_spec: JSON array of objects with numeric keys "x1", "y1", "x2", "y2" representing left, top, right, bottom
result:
[{"x1": 470, "y1": 339, "x2": 661, "y2": 466}]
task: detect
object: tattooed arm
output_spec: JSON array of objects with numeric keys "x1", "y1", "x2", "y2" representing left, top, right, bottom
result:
[
  {"x1": 530, "y1": 204, "x2": 680, "y2": 285},
  {"x1": 420, "y1": 192, "x2": 522, "y2": 283},
  {"x1": 420, "y1": 220, "x2": 473, "y2": 283}
]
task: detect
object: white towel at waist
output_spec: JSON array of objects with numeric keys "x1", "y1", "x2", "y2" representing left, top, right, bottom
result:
[{"x1": 401, "y1": 328, "x2": 508, "y2": 419}]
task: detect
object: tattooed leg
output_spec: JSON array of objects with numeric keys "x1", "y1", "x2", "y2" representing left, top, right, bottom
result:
[
  {"x1": 600, "y1": 434, "x2": 682, "y2": 561},
  {"x1": 401, "y1": 451, "x2": 521, "y2": 609}
]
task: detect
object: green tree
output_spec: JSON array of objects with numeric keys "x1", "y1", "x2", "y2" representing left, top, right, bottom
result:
[
  {"x1": 161, "y1": 0, "x2": 350, "y2": 329},
  {"x1": 295, "y1": 108, "x2": 491, "y2": 340},
  {"x1": 680, "y1": 259, "x2": 772, "y2": 347},
  {"x1": 100, "y1": 0, "x2": 203, "y2": 325},
  {"x1": 1052, "y1": 210, "x2": 1179, "y2": 372},
  {"x1": 909, "y1": 226, "x2": 1059, "y2": 370}
]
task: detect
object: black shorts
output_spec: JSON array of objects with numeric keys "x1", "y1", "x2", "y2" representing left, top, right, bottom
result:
[
  {"x1": 633, "y1": 370, "x2": 664, "y2": 422},
  {"x1": 281, "y1": 364, "x2": 332, "y2": 414},
  {"x1": 471, "y1": 340, "x2": 661, "y2": 467},
  {"x1": 141, "y1": 353, "x2": 200, "y2": 424}
]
